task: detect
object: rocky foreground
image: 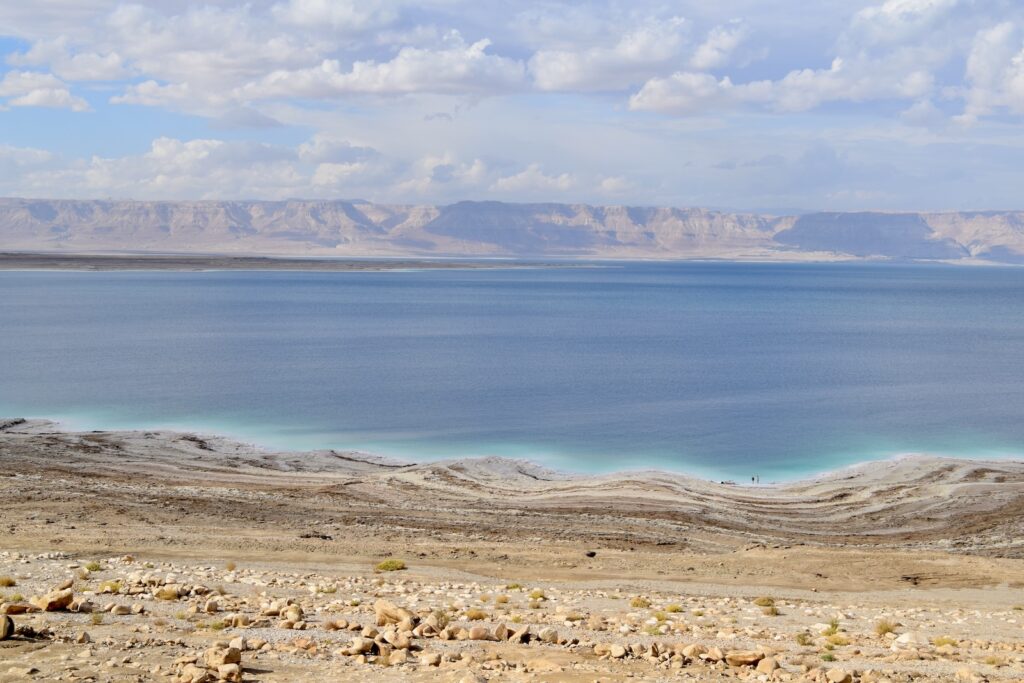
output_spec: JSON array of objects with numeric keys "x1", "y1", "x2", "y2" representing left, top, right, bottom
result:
[{"x1": 1, "y1": 419, "x2": 1023, "y2": 681}]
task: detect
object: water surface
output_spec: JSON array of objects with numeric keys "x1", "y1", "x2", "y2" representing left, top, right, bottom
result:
[{"x1": 2, "y1": 262, "x2": 1022, "y2": 480}]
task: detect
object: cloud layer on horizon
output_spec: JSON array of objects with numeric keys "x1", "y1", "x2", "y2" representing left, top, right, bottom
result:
[{"x1": 2, "y1": 0, "x2": 1024, "y2": 210}]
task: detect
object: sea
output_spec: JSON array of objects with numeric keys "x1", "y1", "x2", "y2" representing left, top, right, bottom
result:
[{"x1": 2, "y1": 261, "x2": 1023, "y2": 481}]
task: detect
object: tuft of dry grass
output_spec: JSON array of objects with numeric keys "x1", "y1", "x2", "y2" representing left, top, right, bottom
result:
[
  {"x1": 375, "y1": 559, "x2": 407, "y2": 572},
  {"x1": 90, "y1": 613, "x2": 104, "y2": 626},
  {"x1": 875, "y1": 619, "x2": 897, "y2": 636},
  {"x1": 464, "y1": 608, "x2": 488, "y2": 621},
  {"x1": 630, "y1": 597, "x2": 651, "y2": 609},
  {"x1": 665, "y1": 604, "x2": 683, "y2": 613},
  {"x1": 796, "y1": 632, "x2": 813, "y2": 646},
  {"x1": 84, "y1": 561, "x2": 102, "y2": 572},
  {"x1": 762, "y1": 605, "x2": 780, "y2": 617},
  {"x1": 0, "y1": 576, "x2": 16, "y2": 587},
  {"x1": 225, "y1": 561, "x2": 236, "y2": 571},
  {"x1": 753, "y1": 596, "x2": 775, "y2": 607},
  {"x1": 932, "y1": 636, "x2": 958, "y2": 647},
  {"x1": 826, "y1": 634, "x2": 850, "y2": 646},
  {"x1": 528, "y1": 589, "x2": 546, "y2": 600},
  {"x1": 494, "y1": 595, "x2": 509, "y2": 604}
]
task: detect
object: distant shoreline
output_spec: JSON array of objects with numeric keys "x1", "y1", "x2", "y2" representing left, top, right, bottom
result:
[{"x1": 0, "y1": 252, "x2": 566, "y2": 272}]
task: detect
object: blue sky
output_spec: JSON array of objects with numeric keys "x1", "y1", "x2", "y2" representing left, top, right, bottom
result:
[{"x1": 1, "y1": 0, "x2": 1024, "y2": 210}]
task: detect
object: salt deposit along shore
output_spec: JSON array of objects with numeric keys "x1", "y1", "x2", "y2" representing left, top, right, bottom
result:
[{"x1": 1, "y1": 418, "x2": 1022, "y2": 682}]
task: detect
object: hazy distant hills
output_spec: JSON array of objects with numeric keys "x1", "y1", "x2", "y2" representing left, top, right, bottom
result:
[{"x1": 2, "y1": 198, "x2": 1023, "y2": 264}]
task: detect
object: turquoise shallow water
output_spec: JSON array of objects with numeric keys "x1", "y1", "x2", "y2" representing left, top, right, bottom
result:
[{"x1": 1, "y1": 261, "x2": 1023, "y2": 480}]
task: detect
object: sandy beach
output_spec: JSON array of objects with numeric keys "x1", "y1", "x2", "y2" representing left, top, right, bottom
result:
[{"x1": 1, "y1": 418, "x2": 1022, "y2": 681}]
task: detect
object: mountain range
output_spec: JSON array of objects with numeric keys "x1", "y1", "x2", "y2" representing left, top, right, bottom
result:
[{"x1": 2, "y1": 198, "x2": 1023, "y2": 264}]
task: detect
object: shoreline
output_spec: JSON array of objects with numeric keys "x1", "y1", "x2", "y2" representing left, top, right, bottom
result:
[
  {"x1": 6, "y1": 414, "x2": 1023, "y2": 487},
  {"x1": 0, "y1": 252, "x2": 578, "y2": 272}
]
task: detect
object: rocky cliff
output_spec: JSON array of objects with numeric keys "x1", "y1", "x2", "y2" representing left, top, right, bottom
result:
[{"x1": 2, "y1": 198, "x2": 1023, "y2": 263}]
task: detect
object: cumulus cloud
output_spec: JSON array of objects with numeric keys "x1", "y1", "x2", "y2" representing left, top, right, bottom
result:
[
  {"x1": 8, "y1": 37, "x2": 128, "y2": 81},
  {"x1": 237, "y1": 31, "x2": 524, "y2": 99},
  {"x1": 271, "y1": 0, "x2": 397, "y2": 31},
  {"x1": 0, "y1": 70, "x2": 89, "y2": 111},
  {"x1": 957, "y1": 22, "x2": 1024, "y2": 123},
  {"x1": 491, "y1": 164, "x2": 574, "y2": 193},
  {"x1": 689, "y1": 23, "x2": 746, "y2": 70},
  {"x1": 529, "y1": 16, "x2": 687, "y2": 91}
]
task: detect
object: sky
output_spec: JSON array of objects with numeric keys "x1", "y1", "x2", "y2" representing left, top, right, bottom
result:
[{"x1": 1, "y1": 0, "x2": 1024, "y2": 211}]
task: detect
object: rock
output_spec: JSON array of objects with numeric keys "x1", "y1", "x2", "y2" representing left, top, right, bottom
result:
[
  {"x1": 31, "y1": 588, "x2": 73, "y2": 611},
  {"x1": 509, "y1": 625, "x2": 530, "y2": 643},
  {"x1": 610, "y1": 643, "x2": 627, "y2": 658},
  {"x1": 420, "y1": 652, "x2": 442, "y2": 666},
  {"x1": 228, "y1": 636, "x2": 247, "y2": 651},
  {"x1": 725, "y1": 650, "x2": 764, "y2": 667},
  {"x1": 468, "y1": 626, "x2": 491, "y2": 641},
  {"x1": 703, "y1": 646, "x2": 724, "y2": 662},
  {"x1": 388, "y1": 649, "x2": 409, "y2": 665},
  {"x1": 682, "y1": 643, "x2": 707, "y2": 659},
  {"x1": 826, "y1": 668, "x2": 854, "y2": 683},
  {"x1": 57, "y1": 577, "x2": 74, "y2": 590},
  {"x1": 0, "y1": 615, "x2": 13, "y2": 641},
  {"x1": 216, "y1": 663, "x2": 242, "y2": 682},
  {"x1": 537, "y1": 626, "x2": 559, "y2": 644},
  {"x1": 585, "y1": 550, "x2": 597, "y2": 557},
  {"x1": 373, "y1": 599, "x2": 416, "y2": 629},
  {"x1": 493, "y1": 623, "x2": 509, "y2": 640},
  {"x1": 0, "y1": 603, "x2": 33, "y2": 615},
  {"x1": 757, "y1": 656, "x2": 779, "y2": 674},
  {"x1": 110, "y1": 604, "x2": 131, "y2": 616},
  {"x1": 204, "y1": 598, "x2": 220, "y2": 614},
  {"x1": 345, "y1": 637, "x2": 374, "y2": 655},
  {"x1": 204, "y1": 646, "x2": 241, "y2": 668},
  {"x1": 76, "y1": 631, "x2": 91, "y2": 644},
  {"x1": 178, "y1": 663, "x2": 213, "y2": 683},
  {"x1": 893, "y1": 632, "x2": 929, "y2": 649}
]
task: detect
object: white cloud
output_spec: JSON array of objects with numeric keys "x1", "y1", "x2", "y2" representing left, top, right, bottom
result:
[
  {"x1": 238, "y1": 32, "x2": 525, "y2": 98},
  {"x1": 958, "y1": 22, "x2": 1024, "y2": 123},
  {"x1": 0, "y1": 70, "x2": 89, "y2": 111},
  {"x1": 689, "y1": 23, "x2": 746, "y2": 70},
  {"x1": 529, "y1": 17, "x2": 687, "y2": 91},
  {"x1": 271, "y1": 0, "x2": 397, "y2": 31},
  {"x1": 491, "y1": 164, "x2": 574, "y2": 193},
  {"x1": 8, "y1": 37, "x2": 128, "y2": 81}
]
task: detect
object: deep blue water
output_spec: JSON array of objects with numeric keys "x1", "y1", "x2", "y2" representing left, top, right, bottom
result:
[{"x1": 1, "y1": 262, "x2": 1023, "y2": 480}]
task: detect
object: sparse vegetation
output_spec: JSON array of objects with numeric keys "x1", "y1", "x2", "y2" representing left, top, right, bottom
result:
[
  {"x1": 319, "y1": 585, "x2": 337, "y2": 594},
  {"x1": 84, "y1": 561, "x2": 102, "y2": 572},
  {"x1": 692, "y1": 609, "x2": 704, "y2": 617},
  {"x1": 528, "y1": 600, "x2": 542, "y2": 610},
  {"x1": 529, "y1": 589, "x2": 546, "y2": 600},
  {"x1": 827, "y1": 634, "x2": 850, "y2": 646},
  {"x1": 505, "y1": 583, "x2": 523, "y2": 590},
  {"x1": 99, "y1": 579, "x2": 122, "y2": 594},
  {"x1": 984, "y1": 655, "x2": 1006, "y2": 667},
  {"x1": 875, "y1": 619, "x2": 898, "y2": 636},
  {"x1": 796, "y1": 632, "x2": 813, "y2": 646},
  {"x1": 821, "y1": 653, "x2": 836, "y2": 662},
  {"x1": 225, "y1": 561, "x2": 236, "y2": 571},
  {"x1": 753, "y1": 596, "x2": 775, "y2": 607},
  {"x1": 465, "y1": 608, "x2": 488, "y2": 620},
  {"x1": 0, "y1": 576, "x2": 15, "y2": 587},
  {"x1": 643, "y1": 625, "x2": 661, "y2": 635},
  {"x1": 375, "y1": 559, "x2": 407, "y2": 572},
  {"x1": 762, "y1": 605, "x2": 780, "y2": 616},
  {"x1": 932, "y1": 636, "x2": 957, "y2": 647},
  {"x1": 665, "y1": 603, "x2": 683, "y2": 613},
  {"x1": 822, "y1": 618, "x2": 840, "y2": 636},
  {"x1": 630, "y1": 597, "x2": 651, "y2": 609},
  {"x1": 8, "y1": 593, "x2": 23, "y2": 603},
  {"x1": 494, "y1": 594, "x2": 509, "y2": 604},
  {"x1": 90, "y1": 613, "x2": 104, "y2": 626}
]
